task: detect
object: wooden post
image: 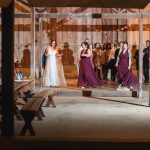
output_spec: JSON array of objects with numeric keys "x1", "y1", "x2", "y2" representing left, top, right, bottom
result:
[
  {"x1": 38, "y1": 18, "x2": 43, "y2": 88},
  {"x1": 138, "y1": 13, "x2": 143, "y2": 98},
  {"x1": 1, "y1": 0, "x2": 14, "y2": 137},
  {"x1": 31, "y1": 7, "x2": 35, "y2": 92},
  {"x1": 149, "y1": 45, "x2": 150, "y2": 106},
  {"x1": 116, "y1": 18, "x2": 119, "y2": 42}
]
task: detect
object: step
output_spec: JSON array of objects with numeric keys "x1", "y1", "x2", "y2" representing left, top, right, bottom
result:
[
  {"x1": 63, "y1": 65, "x2": 77, "y2": 72},
  {"x1": 56, "y1": 89, "x2": 149, "y2": 98},
  {"x1": 65, "y1": 72, "x2": 78, "y2": 78},
  {"x1": 57, "y1": 89, "x2": 82, "y2": 96}
]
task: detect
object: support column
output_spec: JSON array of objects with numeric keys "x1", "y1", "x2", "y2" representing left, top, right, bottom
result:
[
  {"x1": 138, "y1": 13, "x2": 143, "y2": 98},
  {"x1": 49, "y1": 8, "x2": 57, "y2": 39},
  {"x1": 38, "y1": 18, "x2": 43, "y2": 88},
  {"x1": 116, "y1": 18, "x2": 119, "y2": 42},
  {"x1": 1, "y1": 0, "x2": 14, "y2": 137},
  {"x1": 149, "y1": 44, "x2": 150, "y2": 106},
  {"x1": 31, "y1": 7, "x2": 35, "y2": 92}
]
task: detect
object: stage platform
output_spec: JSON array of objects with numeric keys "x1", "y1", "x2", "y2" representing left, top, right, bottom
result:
[{"x1": 35, "y1": 78, "x2": 149, "y2": 98}]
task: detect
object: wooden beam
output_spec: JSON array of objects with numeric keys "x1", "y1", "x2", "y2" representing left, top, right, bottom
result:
[
  {"x1": 102, "y1": 13, "x2": 140, "y2": 19},
  {"x1": 17, "y1": 0, "x2": 31, "y2": 8},
  {"x1": 111, "y1": 8, "x2": 118, "y2": 13},
  {"x1": 0, "y1": 12, "x2": 147, "y2": 19},
  {"x1": 0, "y1": 0, "x2": 12, "y2": 7},
  {"x1": 15, "y1": 2, "x2": 30, "y2": 13},
  {"x1": 1, "y1": 0, "x2": 14, "y2": 137},
  {"x1": 30, "y1": 7, "x2": 35, "y2": 92},
  {"x1": 26, "y1": 0, "x2": 149, "y2": 9},
  {"x1": 143, "y1": 13, "x2": 150, "y2": 18},
  {"x1": 37, "y1": 13, "x2": 92, "y2": 18},
  {"x1": 38, "y1": 18, "x2": 42, "y2": 88},
  {"x1": 0, "y1": 24, "x2": 150, "y2": 31},
  {"x1": 138, "y1": 13, "x2": 143, "y2": 98},
  {"x1": 16, "y1": 0, "x2": 42, "y2": 13}
]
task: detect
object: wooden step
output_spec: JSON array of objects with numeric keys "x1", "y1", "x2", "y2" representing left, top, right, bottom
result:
[
  {"x1": 63, "y1": 64, "x2": 77, "y2": 72},
  {"x1": 65, "y1": 72, "x2": 78, "y2": 78},
  {"x1": 56, "y1": 89, "x2": 148, "y2": 97}
]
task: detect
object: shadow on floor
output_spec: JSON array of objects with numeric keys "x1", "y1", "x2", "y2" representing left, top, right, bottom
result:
[{"x1": 92, "y1": 97, "x2": 149, "y2": 107}]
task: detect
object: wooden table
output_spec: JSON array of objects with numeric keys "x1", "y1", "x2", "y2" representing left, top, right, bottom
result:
[
  {"x1": 14, "y1": 79, "x2": 33, "y2": 120},
  {"x1": 14, "y1": 80, "x2": 33, "y2": 100}
]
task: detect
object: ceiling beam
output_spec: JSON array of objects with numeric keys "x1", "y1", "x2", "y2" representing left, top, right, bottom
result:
[
  {"x1": 0, "y1": 0, "x2": 12, "y2": 7},
  {"x1": 17, "y1": 0, "x2": 31, "y2": 8},
  {"x1": 26, "y1": 0, "x2": 149, "y2": 9},
  {"x1": 6, "y1": 12, "x2": 150, "y2": 19},
  {"x1": 0, "y1": 24, "x2": 150, "y2": 31},
  {"x1": 16, "y1": 0, "x2": 46, "y2": 13}
]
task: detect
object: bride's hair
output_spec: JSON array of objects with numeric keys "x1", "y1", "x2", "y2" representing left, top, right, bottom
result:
[{"x1": 49, "y1": 40, "x2": 57, "y2": 48}]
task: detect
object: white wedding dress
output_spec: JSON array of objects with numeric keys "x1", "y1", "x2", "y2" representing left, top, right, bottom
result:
[{"x1": 43, "y1": 48, "x2": 66, "y2": 87}]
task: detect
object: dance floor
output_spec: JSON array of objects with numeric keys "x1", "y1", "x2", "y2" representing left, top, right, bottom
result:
[{"x1": 13, "y1": 77, "x2": 150, "y2": 142}]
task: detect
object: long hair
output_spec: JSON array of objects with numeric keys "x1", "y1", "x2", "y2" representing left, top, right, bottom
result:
[
  {"x1": 81, "y1": 42, "x2": 89, "y2": 49},
  {"x1": 94, "y1": 42, "x2": 101, "y2": 49},
  {"x1": 49, "y1": 40, "x2": 57, "y2": 49}
]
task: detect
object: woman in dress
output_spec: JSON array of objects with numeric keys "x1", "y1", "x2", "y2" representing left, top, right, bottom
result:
[
  {"x1": 43, "y1": 40, "x2": 66, "y2": 87},
  {"x1": 77, "y1": 42, "x2": 103, "y2": 88},
  {"x1": 116, "y1": 41, "x2": 138, "y2": 91}
]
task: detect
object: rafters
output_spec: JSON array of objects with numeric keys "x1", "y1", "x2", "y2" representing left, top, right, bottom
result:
[{"x1": 16, "y1": 0, "x2": 48, "y2": 13}]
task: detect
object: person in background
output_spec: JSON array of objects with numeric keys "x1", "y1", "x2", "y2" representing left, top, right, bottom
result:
[
  {"x1": 93, "y1": 42, "x2": 102, "y2": 79},
  {"x1": 134, "y1": 48, "x2": 139, "y2": 76},
  {"x1": 107, "y1": 41, "x2": 118, "y2": 81},
  {"x1": 115, "y1": 41, "x2": 124, "y2": 85},
  {"x1": 62, "y1": 42, "x2": 74, "y2": 65},
  {"x1": 143, "y1": 40, "x2": 150, "y2": 85},
  {"x1": 101, "y1": 43, "x2": 108, "y2": 80},
  {"x1": 103, "y1": 43, "x2": 111, "y2": 80}
]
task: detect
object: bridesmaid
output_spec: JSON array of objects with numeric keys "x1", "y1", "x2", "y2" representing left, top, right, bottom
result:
[
  {"x1": 77, "y1": 42, "x2": 103, "y2": 88},
  {"x1": 116, "y1": 41, "x2": 138, "y2": 91}
]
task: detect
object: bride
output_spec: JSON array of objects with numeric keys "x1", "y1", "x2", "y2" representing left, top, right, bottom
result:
[{"x1": 43, "y1": 40, "x2": 66, "y2": 87}]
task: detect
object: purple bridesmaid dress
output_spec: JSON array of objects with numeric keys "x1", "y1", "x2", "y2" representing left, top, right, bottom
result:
[
  {"x1": 77, "y1": 49, "x2": 103, "y2": 88},
  {"x1": 118, "y1": 50, "x2": 138, "y2": 86}
]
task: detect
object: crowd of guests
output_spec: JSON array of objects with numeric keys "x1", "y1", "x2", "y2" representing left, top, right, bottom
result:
[{"x1": 41, "y1": 38, "x2": 149, "y2": 91}]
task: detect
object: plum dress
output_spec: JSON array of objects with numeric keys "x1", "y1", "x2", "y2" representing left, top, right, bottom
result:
[
  {"x1": 117, "y1": 50, "x2": 138, "y2": 86},
  {"x1": 77, "y1": 49, "x2": 103, "y2": 88}
]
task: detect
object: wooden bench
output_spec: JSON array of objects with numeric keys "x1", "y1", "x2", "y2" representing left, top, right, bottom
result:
[
  {"x1": 32, "y1": 89, "x2": 57, "y2": 108},
  {"x1": 19, "y1": 97, "x2": 45, "y2": 136}
]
